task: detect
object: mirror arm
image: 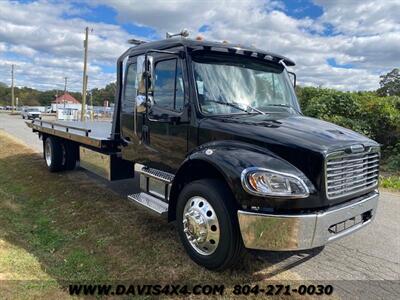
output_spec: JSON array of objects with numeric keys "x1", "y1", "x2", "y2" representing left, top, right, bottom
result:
[{"x1": 288, "y1": 71, "x2": 296, "y2": 88}]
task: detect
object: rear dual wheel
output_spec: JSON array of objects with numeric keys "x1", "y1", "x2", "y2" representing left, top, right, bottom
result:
[{"x1": 44, "y1": 136, "x2": 77, "y2": 172}]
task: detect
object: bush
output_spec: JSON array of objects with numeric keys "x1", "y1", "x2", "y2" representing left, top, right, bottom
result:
[
  {"x1": 382, "y1": 142, "x2": 400, "y2": 172},
  {"x1": 297, "y1": 87, "x2": 400, "y2": 172},
  {"x1": 380, "y1": 176, "x2": 400, "y2": 191}
]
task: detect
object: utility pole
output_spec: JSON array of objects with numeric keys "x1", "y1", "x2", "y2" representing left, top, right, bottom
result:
[
  {"x1": 90, "y1": 91, "x2": 94, "y2": 120},
  {"x1": 85, "y1": 74, "x2": 94, "y2": 120},
  {"x1": 81, "y1": 27, "x2": 89, "y2": 121},
  {"x1": 63, "y1": 76, "x2": 68, "y2": 109},
  {"x1": 11, "y1": 64, "x2": 15, "y2": 113}
]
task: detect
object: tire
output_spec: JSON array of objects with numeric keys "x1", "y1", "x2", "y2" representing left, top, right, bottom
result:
[
  {"x1": 62, "y1": 142, "x2": 77, "y2": 170},
  {"x1": 22, "y1": 116, "x2": 25, "y2": 119},
  {"x1": 176, "y1": 179, "x2": 244, "y2": 270},
  {"x1": 44, "y1": 136, "x2": 64, "y2": 172}
]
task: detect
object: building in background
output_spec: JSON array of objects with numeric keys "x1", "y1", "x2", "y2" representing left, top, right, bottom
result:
[{"x1": 51, "y1": 92, "x2": 81, "y2": 112}]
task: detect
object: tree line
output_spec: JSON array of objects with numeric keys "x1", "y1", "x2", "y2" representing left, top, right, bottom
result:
[{"x1": 0, "y1": 82, "x2": 116, "y2": 107}]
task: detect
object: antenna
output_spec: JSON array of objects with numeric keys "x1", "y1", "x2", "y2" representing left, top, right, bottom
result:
[{"x1": 166, "y1": 28, "x2": 189, "y2": 39}]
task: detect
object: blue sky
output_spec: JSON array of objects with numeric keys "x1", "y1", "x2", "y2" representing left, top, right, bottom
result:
[{"x1": 0, "y1": 0, "x2": 398, "y2": 91}]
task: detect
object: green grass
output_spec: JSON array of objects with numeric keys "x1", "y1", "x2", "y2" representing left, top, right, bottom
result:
[
  {"x1": 380, "y1": 175, "x2": 400, "y2": 191},
  {"x1": 0, "y1": 131, "x2": 302, "y2": 299}
]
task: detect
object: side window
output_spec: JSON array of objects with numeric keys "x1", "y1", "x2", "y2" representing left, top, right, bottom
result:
[
  {"x1": 153, "y1": 59, "x2": 184, "y2": 112},
  {"x1": 122, "y1": 62, "x2": 137, "y2": 113}
]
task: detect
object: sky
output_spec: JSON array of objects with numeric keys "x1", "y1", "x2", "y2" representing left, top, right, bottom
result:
[{"x1": 0, "y1": 0, "x2": 399, "y2": 92}]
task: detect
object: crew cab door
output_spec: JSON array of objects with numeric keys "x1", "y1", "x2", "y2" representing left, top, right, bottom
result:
[
  {"x1": 141, "y1": 54, "x2": 189, "y2": 172},
  {"x1": 120, "y1": 56, "x2": 143, "y2": 161}
]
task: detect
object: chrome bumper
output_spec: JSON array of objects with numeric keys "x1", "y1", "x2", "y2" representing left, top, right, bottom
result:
[{"x1": 237, "y1": 191, "x2": 379, "y2": 251}]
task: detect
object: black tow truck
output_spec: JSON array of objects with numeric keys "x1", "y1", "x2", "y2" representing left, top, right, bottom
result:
[{"x1": 27, "y1": 33, "x2": 380, "y2": 270}]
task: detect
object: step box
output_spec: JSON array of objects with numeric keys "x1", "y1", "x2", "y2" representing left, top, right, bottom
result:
[{"x1": 135, "y1": 164, "x2": 174, "y2": 202}]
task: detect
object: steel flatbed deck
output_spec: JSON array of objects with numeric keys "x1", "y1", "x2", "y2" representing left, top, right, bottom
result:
[{"x1": 27, "y1": 119, "x2": 115, "y2": 149}]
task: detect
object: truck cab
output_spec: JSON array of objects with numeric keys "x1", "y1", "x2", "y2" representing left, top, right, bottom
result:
[
  {"x1": 30, "y1": 36, "x2": 380, "y2": 271},
  {"x1": 109, "y1": 37, "x2": 380, "y2": 270}
]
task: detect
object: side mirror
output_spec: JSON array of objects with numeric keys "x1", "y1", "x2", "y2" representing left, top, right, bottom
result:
[
  {"x1": 288, "y1": 71, "x2": 297, "y2": 88},
  {"x1": 136, "y1": 55, "x2": 154, "y2": 94},
  {"x1": 136, "y1": 95, "x2": 153, "y2": 113}
]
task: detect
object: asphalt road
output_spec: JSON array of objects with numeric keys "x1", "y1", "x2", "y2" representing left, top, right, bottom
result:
[{"x1": 1, "y1": 112, "x2": 399, "y2": 298}]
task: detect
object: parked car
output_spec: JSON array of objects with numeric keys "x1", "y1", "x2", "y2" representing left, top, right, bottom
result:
[{"x1": 21, "y1": 107, "x2": 41, "y2": 119}]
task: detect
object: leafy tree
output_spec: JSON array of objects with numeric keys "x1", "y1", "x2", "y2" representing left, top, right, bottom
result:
[
  {"x1": 89, "y1": 82, "x2": 116, "y2": 106},
  {"x1": 377, "y1": 68, "x2": 400, "y2": 96}
]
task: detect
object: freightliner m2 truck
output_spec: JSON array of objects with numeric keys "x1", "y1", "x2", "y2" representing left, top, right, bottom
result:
[{"x1": 27, "y1": 34, "x2": 380, "y2": 270}]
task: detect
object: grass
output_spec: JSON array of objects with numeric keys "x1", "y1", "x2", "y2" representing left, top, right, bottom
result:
[
  {"x1": 0, "y1": 130, "x2": 303, "y2": 299},
  {"x1": 380, "y1": 175, "x2": 400, "y2": 191}
]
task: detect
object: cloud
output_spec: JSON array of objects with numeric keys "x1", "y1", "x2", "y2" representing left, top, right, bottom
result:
[
  {"x1": 99, "y1": 0, "x2": 398, "y2": 90},
  {"x1": 0, "y1": 0, "x2": 139, "y2": 90},
  {"x1": 314, "y1": 0, "x2": 400, "y2": 35},
  {"x1": 0, "y1": 0, "x2": 398, "y2": 92}
]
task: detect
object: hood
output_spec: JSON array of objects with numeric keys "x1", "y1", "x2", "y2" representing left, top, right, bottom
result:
[
  {"x1": 198, "y1": 114, "x2": 377, "y2": 154},
  {"x1": 198, "y1": 114, "x2": 379, "y2": 207}
]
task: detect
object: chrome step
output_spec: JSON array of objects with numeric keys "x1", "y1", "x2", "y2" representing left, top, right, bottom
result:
[
  {"x1": 135, "y1": 164, "x2": 174, "y2": 183},
  {"x1": 127, "y1": 192, "x2": 168, "y2": 216}
]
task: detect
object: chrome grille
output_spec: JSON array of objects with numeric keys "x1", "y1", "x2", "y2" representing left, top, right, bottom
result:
[{"x1": 325, "y1": 147, "x2": 379, "y2": 199}]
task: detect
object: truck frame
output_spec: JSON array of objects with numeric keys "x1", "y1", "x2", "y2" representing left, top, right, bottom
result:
[{"x1": 27, "y1": 35, "x2": 380, "y2": 270}]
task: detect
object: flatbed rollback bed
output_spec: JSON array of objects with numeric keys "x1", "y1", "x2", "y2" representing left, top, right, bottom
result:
[{"x1": 27, "y1": 119, "x2": 133, "y2": 180}]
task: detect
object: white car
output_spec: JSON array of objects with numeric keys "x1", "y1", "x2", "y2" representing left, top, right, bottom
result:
[{"x1": 21, "y1": 108, "x2": 41, "y2": 120}]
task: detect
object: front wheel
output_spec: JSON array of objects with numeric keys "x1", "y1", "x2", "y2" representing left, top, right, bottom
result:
[{"x1": 176, "y1": 179, "x2": 244, "y2": 270}]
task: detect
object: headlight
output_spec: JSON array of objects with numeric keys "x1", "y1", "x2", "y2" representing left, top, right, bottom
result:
[{"x1": 241, "y1": 167, "x2": 309, "y2": 198}]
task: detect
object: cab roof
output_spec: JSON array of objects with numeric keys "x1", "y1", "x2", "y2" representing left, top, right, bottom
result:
[{"x1": 123, "y1": 37, "x2": 295, "y2": 66}]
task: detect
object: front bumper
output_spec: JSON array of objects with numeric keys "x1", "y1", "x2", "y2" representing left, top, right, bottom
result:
[{"x1": 237, "y1": 191, "x2": 379, "y2": 251}]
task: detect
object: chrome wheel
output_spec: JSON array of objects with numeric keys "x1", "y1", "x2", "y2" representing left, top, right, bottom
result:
[
  {"x1": 45, "y1": 139, "x2": 52, "y2": 167},
  {"x1": 182, "y1": 196, "x2": 220, "y2": 255}
]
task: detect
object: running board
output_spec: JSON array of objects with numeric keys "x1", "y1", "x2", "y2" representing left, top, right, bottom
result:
[
  {"x1": 128, "y1": 193, "x2": 168, "y2": 216},
  {"x1": 135, "y1": 164, "x2": 174, "y2": 183}
]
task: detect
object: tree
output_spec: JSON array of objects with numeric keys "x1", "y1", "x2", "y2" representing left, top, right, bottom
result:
[
  {"x1": 377, "y1": 68, "x2": 400, "y2": 96},
  {"x1": 90, "y1": 82, "x2": 116, "y2": 106}
]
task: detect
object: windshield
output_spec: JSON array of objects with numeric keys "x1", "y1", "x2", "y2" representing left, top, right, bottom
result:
[
  {"x1": 26, "y1": 108, "x2": 39, "y2": 112},
  {"x1": 192, "y1": 53, "x2": 300, "y2": 115}
]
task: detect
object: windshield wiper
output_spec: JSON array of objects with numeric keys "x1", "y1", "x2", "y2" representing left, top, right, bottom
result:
[
  {"x1": 245, "y1": 103, "x2": 265, "y2": 114},
  {"x1": 206, "y1": 99, "x2": 265, "y2": 115},
  {"x1": 265, "y1": 104, "x2": 298, "y2": 113}
]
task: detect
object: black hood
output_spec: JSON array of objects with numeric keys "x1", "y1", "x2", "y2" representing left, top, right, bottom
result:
[
  {"x1": 198, "y1": 113, "x2": 379, "y2": 207},
  {"x1": 199, "y1": 114, "x2": 377, "y2": 154}
]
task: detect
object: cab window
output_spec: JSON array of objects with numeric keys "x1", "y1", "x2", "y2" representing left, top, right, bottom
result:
[
  {"x1": 122, "y1": 62, "x2": 137, "y2": 113},
  {"x1": 153, "y1": 59, "x2": 184, "y2": 112}
]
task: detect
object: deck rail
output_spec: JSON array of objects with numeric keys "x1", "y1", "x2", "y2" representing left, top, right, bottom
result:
[{"x1": 31, "y1": 119, "x2": 92, "y2": 137}]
